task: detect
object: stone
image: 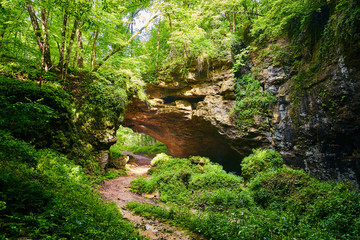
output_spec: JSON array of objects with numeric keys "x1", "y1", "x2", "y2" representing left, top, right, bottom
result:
[
  {"x1": 123, "y1": 59, "x2": 269, "y2": 173},
  {"x1": 123, "y1": 50, "x2": 360, "y2": 185}
]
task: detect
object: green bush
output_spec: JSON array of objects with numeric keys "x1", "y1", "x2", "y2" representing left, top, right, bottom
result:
[
  {"x1": 0, "y1": 136, "x2": 143, "y2": 239},
  {"x1": 131, "y1": 154, "x2": 243, "y2": 207},
  {"x1": 249, "y1": 168, "x2": 311, "y2": 208},
  {"x1": 0, "y1": 77, "x2": 75, "y2": 150},
  {"x1": 130, "y1": 176, "x2": 157, "y2": 194},
  {"x1": 150, "y1": 153, "x2": 172, "y2": 167},
  {"x1": 189, "y1": 171, "x2": 242, "y2": 190},
  {"x1": 127, "y1": 149, "x2": 360, "y2": 240},
  {"x1": 0, "y1": 130, "x2": 38, "y2": 166},
  {"x1": 241, "y1": 148, "x2": 283, "y2": 181},
  {"x1": 196, "y1": 188, "x2": 254, "y2": 211},
  {"x1": 0, "y1": 171, "x2": 53, "y2": 216}
]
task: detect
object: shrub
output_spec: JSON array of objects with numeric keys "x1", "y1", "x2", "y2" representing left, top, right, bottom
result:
[
  {"x1": 0, "y1": 137, "x2": 143, "y2": 239},
  {"x1": 241, "y1": 148, "x2": 283, "y2": 181},
  {"x1": 0, "y1": 130, "x2": 38, "y2": 166},
  {"x1": 127, "y1": 149, "x2": 360, "y2": 240},
  {"x1": 130, "y1": 176, "x2": 156, "y2": 194},
  {"x1": 189, "y1": 171, "x2": 242, "y2": 190},
  {"x1": 0, "y1": 77, "x2": 75, "y2": 150},
  {"x1": 150, "y1": 153, "x2": 172, "y2": 167},
  {"x1": 249, "y1": 168, "x2": 311, "y2": 208},
  {"x1": 196, "y1": 188, "x2": 254, "y2": 211},
  {"x1": 189, "y1": 156, "x2": 210, "y2": 166}
]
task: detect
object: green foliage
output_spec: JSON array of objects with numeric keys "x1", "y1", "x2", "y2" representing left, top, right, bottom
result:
[
  {"x1": 320, "y1": 0, "x2": 360, "y2": 57},
  {"x1": 150, "y1": 153, "x2": 172, "y2": 167},
  {"x1": 0, "y1": 136, "x2": 143, "y2": 239},
  {"x1": 130, "y1": 176, "x2": 157, "y2": 194},
  {"x1": 233, "y1": 74, "x2": 276, "y2": 131},
  {"x1": 103, "y1": 169, "x2": 127, "y2": 180},
  {"x1": 241, "y1": 148, "x2": 283, "y2": 181},
  {"x1": 189, "y1": 171, "x2": 242, "y2": 190},
  {"x1": 80, "y1": 78, "x2": 128, "y2": 129},
  {"x1": 112, "y1": 142, "x2": 168, "y2": 157},
  {"x1": 110, "y1": 126, "x2": 168, "y2": 157},
  {"x1": 251, "y1": 0, "x2": 328, "y2": 44},
  {"x1": 0, "y1": 130, "x2": 38, "y2": 166},
  {"x1": 131, "y1": 153, "x2": 243, "y2": 207},
  {"x1": 127, "y1": 150, "x2": 360, "y2": 240},
  {"x1": 0, "y1": 77, "x2": 76, "y2": 150}
]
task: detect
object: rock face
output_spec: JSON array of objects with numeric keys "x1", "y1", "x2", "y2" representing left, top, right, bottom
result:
[
  {"x1": 124, "y1": 54, "x2": 360, "y2": 185},
  {"x1": 257, "y1": 54, "x2": 360, "y2": 185},
  {"x1": 123, "y1": 60, "x2": 269, "y2": 172}
]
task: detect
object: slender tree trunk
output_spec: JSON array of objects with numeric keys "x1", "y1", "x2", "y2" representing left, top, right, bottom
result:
[
  {"x1": 72, "y1": 50, "x2": 78, "y2": 68},
  {"x1": 90, "y1": 30, "x2": 99, "y2": 72},
  {"x1": 232, "y1": 9, "x2": 236, "y2": 32},
  {"x1": 183, "y1": 44, "x2": 188, "y2": 59},
  {"x1": 59, "y1": 11, "x2": 68, "y2": 71},
  {"x1": 41, "y1": 8, "x2": 52, "y2": 71},
  {"x1": 0, "y1": 25, "x2": 7, "y2": 49},
  {"x1": 167, "y1": 13, "x2": 173, "y2": 31},
  {"x1": 27, "y1": 1, "x2": 52, "y2": 84},
  {"x1": 166, "y1": 14, "x2": 176, "y2": 61},
  {"x1": 64, "y1": 19, "x2": 77, "y2": 81},
  {"x1": 76, "y1": 26, "x2": 83, "y2": 68},
  {"x1": 26, "y1": 2, "x2": 43, "y2": 53}
]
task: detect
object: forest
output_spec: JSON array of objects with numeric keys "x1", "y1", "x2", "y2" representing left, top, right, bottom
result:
[{"x1": 1, "y1": 0, "x2": 360, "y2": 239}]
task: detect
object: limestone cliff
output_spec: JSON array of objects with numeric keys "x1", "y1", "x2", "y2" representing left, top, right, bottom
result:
[
  {"x1": 123, "y1": 60, "x2": 270, "y2": 173},
  {"x1": 123, "y1": 52, "x2": 360, "y2": 184},
  {"x1": 255, "y1": 44, "x2": 360, "y2": 184}
]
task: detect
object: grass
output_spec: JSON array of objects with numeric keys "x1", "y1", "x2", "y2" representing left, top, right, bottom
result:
[{"x1": 126, "y1": 150, "x2": 360, "y2": 240}]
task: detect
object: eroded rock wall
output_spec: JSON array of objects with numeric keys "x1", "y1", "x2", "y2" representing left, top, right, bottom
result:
[
  {"x1": 124, "y1": 54, "x2": 360, "y2": 184},
  {"x1": 256, "y1": 46, "x2": 360, "y2": 185},
  {"x1": 123, "y1": 60, "x2": 269, "y2": 172}
]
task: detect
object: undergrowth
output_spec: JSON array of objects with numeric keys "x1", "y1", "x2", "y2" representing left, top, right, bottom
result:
[
  {"x1": 0, "y1": 132, "x2": 143, "y2": 239},
  {"x1": 0, "y1": 77, "x2": 143, "y2": 239},
  {"x1": 127, "y1": 150, "x2": 360, "y2": 240}
]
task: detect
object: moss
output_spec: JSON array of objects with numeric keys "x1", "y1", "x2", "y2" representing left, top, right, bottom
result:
[{"x1": 233, "y1": 74, "x2": 276, "y2": 132}]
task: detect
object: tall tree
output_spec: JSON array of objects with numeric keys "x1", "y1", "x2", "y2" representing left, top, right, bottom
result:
[{"x1": 26, "y1": 1, "x2": 52, "y2": 71}]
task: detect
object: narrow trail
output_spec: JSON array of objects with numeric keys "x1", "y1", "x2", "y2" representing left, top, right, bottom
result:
[{"x1": 100, "y1": 152, "x2": 201, "y2": 240}]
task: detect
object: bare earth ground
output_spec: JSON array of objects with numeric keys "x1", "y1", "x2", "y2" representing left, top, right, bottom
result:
[{"x1": 100, "y1": 152, "x2": 204, "y2": 240}]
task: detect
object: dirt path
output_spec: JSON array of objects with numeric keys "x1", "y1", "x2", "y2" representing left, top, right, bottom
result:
[{"x1": 100, "y1": 152, "x2": 202, "y2": 240}]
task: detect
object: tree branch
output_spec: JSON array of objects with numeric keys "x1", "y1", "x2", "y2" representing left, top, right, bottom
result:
[{"x1": 92, "y1": 14, "x2": 158, "y2": 72}]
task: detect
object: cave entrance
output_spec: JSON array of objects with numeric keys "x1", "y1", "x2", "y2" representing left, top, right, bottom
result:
[
  {"x1": 122, "y1": 99, "x2": 249, "y2": 174},
  {"x1": 111, "y1": 126, "x2": 168, "y2": 157}
]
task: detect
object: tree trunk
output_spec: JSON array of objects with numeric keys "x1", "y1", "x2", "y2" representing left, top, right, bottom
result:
[
  {"x1": 72, "y1": 50, "x2": 78, "y2": 68},
  {"x1": 59, "y1": 12, "x2": 68, "y2": 70},
  {"x1": 232, "y1": 9, "x2": 236, "y2": 32},
  {"x1": 26, "y1": 2, "x2": 43, "y2": 53},
  {"x1": 26, "y1": 1, "x2": 52, "y2": 81},
  {"x1": 0, "y1": 25, "x2": 7, "y2": 49},
  {"x1": 167, "y1": 13, "x2": 173, "y2": 31},
  {"x1": 76, "y1": 26, "x2": 83, "y2": 68},
  {"x1": 41, "y1": 8, "x2": 52, "y2": 71},
  {"x1": 90, "y1": 30, "x2": 99, "y2": 72},
  {"x1": 64, "y1": 19, "x2": 77, "y2": 80}
]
